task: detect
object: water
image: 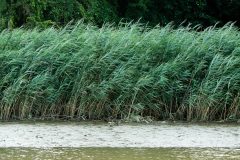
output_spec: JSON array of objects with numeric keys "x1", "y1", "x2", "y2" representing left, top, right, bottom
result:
[
  {"x1": 0, "y1": 148, "x2": 240, "y2": 160},
  {"x1": 0, "y1": 122, "x2": 239, "y2": 159}
]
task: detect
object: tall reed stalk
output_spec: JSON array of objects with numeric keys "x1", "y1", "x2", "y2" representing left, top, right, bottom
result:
[{"x1": 0, "y1": 22, "x2": 239, "y2": 121}]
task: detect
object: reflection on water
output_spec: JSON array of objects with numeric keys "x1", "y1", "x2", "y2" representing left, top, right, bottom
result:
[{"x1": 0, "y1": 148, "x2": 239, "y2": 160}]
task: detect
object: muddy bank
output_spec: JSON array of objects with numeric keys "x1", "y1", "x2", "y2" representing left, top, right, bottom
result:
[{"x1": 0, "y1": 122, "x2": 239, "y2": 148}]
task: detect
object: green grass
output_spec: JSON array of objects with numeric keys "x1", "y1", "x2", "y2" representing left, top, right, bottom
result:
[{"x1": 0, "y1": 21, "x2": 240, "y2": 121}]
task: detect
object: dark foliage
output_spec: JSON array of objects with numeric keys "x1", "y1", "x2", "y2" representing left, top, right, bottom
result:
[{"x1": 0, "y1": 0, "x2": 239, "y2": 28}]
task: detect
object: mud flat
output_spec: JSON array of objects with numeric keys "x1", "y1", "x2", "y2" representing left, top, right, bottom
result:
[{"x1": 0, "y1": 122, "x2": 239, "y2": 148}]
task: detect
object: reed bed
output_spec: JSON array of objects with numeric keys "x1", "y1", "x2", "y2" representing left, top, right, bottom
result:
[{"x1": 0, "y1": 22, "x2": 239, "y2": 121}]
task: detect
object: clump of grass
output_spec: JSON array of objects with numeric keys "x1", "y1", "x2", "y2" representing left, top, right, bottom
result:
[{"x1": 0, "y1": 21, "x2": 239, "y2": 121}]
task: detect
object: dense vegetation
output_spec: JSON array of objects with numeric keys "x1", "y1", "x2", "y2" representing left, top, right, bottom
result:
[
  {"x1": 0, "y1": 22, "x2": 239, "y2": 121},
  {"x1": 0, "y1": 0, "x2": 240, "y2": 29}
]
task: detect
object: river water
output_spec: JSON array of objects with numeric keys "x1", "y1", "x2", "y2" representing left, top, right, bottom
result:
[{"x1": 0, "y1": 122, "x2": 239, "y2": 159}]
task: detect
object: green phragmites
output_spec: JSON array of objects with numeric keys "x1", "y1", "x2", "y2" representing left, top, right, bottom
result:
[{"x1": 0, "y1": 22, "x2": 239, "y2": 121}]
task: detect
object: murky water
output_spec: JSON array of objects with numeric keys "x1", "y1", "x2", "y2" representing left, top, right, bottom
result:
[
  {"x1": 0, "y1": 148, "x2": 240, "y2": 160},
  {"x1": 0, "y1": 122, "x2": 239, "y2": 159}
]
